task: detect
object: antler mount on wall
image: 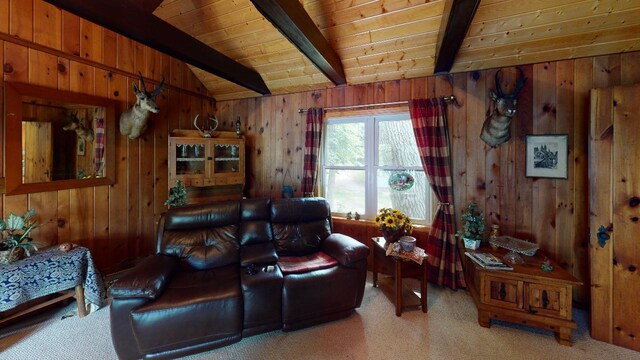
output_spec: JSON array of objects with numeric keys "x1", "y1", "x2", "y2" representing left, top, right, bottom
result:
[{"x1": 479, "y1": 68, "x2": 527, "y2": 147}]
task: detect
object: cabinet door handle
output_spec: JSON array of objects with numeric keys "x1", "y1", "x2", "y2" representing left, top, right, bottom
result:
[{"x1": 528, "y1": 306, "x2": 538, "y2": 314}]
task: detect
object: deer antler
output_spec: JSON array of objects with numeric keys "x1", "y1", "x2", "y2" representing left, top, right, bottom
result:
[
  {"x1": 138, "y1": 71, "x2": 148, "y2": 94},
  {"x1": 495, "y1": 69, "x2": 504, "y2": 98},
  {"x1": 495, "y1": 68, "x2": 527, "y2": 99},
  {"x1": 151, "y1": 76, "x2": 165, "y2": 99},
  {"x1": 511, "y1": 67, "x2": 527, "y2": 98}
]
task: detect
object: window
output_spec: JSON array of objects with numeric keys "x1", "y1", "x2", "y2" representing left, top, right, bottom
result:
[{"x1": 322, "y1": 112, "x2": 434, "y2": 224}]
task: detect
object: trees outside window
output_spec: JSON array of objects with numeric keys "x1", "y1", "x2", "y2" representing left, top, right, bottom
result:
[{"x1": 322, "y1": 113, "x2": 434, "y2": 224}]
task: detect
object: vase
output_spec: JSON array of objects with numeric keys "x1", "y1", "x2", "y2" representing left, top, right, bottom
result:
[
  {"x1": 381, "y1": 227, "x2": 406, "y2": 243},
  {"x1": 0, "y1": 247, "x2": 24, "y2": 264}
]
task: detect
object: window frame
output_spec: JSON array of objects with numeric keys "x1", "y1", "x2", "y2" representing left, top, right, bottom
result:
[{"x1": 322, "y1": 111, "x2": 432, "y2": 224}]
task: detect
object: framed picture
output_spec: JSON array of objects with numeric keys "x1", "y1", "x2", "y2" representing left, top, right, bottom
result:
[
  {"x1": 77, "y1": 138, "x2": 86, "y2": 156},
  {"x1": 525, "y1": 134, "x2": 568, "y2": 179}
]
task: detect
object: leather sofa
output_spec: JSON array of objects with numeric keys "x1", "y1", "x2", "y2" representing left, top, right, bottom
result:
[{"x1": 109, "y1": 197, "x2": 369, "y2": 359}]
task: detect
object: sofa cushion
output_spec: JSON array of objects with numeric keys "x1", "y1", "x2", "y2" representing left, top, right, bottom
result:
[
  {"x1": 162, "y1": 227, "x2": 239, "y2": 270},
  {"x1": 270, "y1": 198, "x2": 332, "y2": 256},
  {"x1": 163, "y1": 201, "x2": 240, "y2": 231},
  {"x1": 240, "y1": 243, "x2": 278, "y2": 267},
  {"x1": 278, "y1": 251, "x2": 338, "y2": 274},
  {"x1": 130, "y1": 265, "x2": 242, "y2": 354},
  {"x1": 240, "y1": 199, "x2": 273, "y2": 245}
]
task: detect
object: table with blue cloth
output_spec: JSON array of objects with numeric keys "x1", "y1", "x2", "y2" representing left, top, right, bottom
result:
[{"x1": 0, "y1": 246, "x2": 107, "y2": 324}]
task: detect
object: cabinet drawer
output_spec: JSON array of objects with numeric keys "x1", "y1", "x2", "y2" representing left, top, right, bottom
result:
[
  {"x1": 482, "y1": 276, "x2": 523, "y2": 310},
  {"x1": 525, "y1": 283, "x2": 568, "y2": 319},
  {"x1": 227, "y1": 176, "x2": 244, "y2": 185}
]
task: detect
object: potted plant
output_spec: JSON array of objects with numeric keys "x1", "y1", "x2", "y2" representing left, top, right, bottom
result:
[
  {"x1": 0, "y1": 209, "x2": 39, "y2": 263},
  {"x1": 164, "y1": 180, "x2": 188, "y2": 209},
  {"x1": 458, "y1": 202, "x2": 485, "y2": 250},
  {"x1": 375, "y1": 208, "x2": 413, "y2": 243}
]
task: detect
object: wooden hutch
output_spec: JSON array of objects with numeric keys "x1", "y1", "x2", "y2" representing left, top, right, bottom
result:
[{"x1": 168, "y1": 130, "x2": 245, "y2": 203}]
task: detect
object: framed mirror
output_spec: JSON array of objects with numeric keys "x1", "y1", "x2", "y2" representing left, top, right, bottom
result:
[{"x1": 4, "y1": 82, "x2": 116, "y2": 195}]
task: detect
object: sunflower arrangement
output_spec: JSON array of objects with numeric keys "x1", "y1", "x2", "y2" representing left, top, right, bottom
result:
[{"x1": 375, "y1": 208, "x2": 413, "y2": 242}]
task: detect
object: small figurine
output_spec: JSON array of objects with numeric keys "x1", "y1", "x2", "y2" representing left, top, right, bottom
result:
[
  {"x1": 540, "y1": 257, "x2": 554, "y2": 272},
  {"x1": 346, "y1": 211, "x2": 352, "y2": 220},
  {"x1": 354, "y1": 212, "x2": 361, "y2": 220},
  {"x1": 58, "y1": 242, "x2": 73, "y2": 252}
]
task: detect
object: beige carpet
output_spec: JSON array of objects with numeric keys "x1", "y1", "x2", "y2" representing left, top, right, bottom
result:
[{"x1": 1, "y1": 275, "x2": 637, "y2": 360}]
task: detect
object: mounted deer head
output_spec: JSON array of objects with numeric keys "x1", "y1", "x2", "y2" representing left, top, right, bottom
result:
[
  {"x1": 480, "y1": 68, "x2": 527, "y2": 147},
  {"x1": 119, "y1": 72, "x2": 164, "y2": 139},
  {"x1": 193, "y1": 114, "x2": 219, "y2": 138},
  {"x1": 63, "y1": 111, "x2": 94, "y2": 142}
]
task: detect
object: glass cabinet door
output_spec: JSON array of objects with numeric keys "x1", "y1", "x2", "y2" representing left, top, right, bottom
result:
[
  {"x1": 213, "y1": 141, "x2": 242, "y2": 174},
  {"x1": 172, "y1": 139, "x2": 207, "y2": 178}
]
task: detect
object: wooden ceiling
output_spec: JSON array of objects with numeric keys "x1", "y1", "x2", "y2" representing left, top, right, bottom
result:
[{"x1": 151, "y1": 0, "x2": 640, "y2": 101}]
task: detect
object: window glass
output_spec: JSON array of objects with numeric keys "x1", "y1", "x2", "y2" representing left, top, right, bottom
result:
[
  {"x1": 322, "y1": 113, "x2": 434, "y2": 224},
  {"x1": 324, "y1": 121, "x2": 365, "y2": 166},
  {"x1": 377, "y1": 118, "x2": 422, "y2": 167},
  {"x1": 323, "y1": 169, "x2": 365, "y2": 214},
  {"x1": 377, "y1": 169, "x2": 429, "y2": 222}
]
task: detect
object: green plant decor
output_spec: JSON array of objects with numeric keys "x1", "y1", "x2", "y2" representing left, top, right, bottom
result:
[
  {"x1": 0, "y1": 209, "x2": 40, "y2": 256},
  {"x1": 458, "y1": 202, "x2": 485, "y2": 241},
  {"x1": 165, "y1": 180, "x2": 188, "y2": 208}
]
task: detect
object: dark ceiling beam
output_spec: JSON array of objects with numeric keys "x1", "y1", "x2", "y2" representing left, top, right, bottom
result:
[
  {"x1": 138, "y1": 0, "x2": 164, "y2": 13},
  {"x1": 434, "y1": 0, "x2": 481, "y2": 74},
  {"x1": 45, "y1": 0, "x2": 270, "y2": 95},
  {"x1": 250, "y1": 0, "x2": 346, "y2": 86}
]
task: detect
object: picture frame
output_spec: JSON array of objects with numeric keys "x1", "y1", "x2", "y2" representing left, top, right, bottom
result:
[
  {"x1": 77, "y1": 138, "x2": 86, "y2": 156},
  {"x1": 525, "y1": 134, "x2": 568, "y2": 179}
]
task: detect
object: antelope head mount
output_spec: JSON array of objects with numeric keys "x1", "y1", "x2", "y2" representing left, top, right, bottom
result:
[
  {"x1": 479, "y1": 68, "x2": 527, "y2": 147},
  {"x1": 119, "y1": 72, "x2": 164, "y2": 139},
  {"x1": 63, "y1": 111, "x2": 94, "y2": 142},
  {"x1": 193, "y1": 114, "x2": 219, "y2": 138}
]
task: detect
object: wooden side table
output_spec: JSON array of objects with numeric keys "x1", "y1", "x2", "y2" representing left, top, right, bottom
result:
[
  {"x1": 371, "y1": 237, "x2": 428, "y2": 316},
  {"x1": 464, "y1": 245, "x2": 582, "y2": 346}
]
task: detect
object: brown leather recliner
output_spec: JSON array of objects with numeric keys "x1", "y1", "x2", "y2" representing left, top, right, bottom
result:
[{"x1": 109, "y1": 197, "x2": 369, "y2": 360}]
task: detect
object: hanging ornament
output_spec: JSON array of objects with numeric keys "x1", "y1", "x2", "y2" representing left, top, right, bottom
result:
[{"x1": 388, "y1": 170, "x2": 415, "y2": 191}]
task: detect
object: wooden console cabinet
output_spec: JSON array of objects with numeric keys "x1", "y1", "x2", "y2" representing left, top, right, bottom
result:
[
  {"x1": 464, "y1": 245, "x2": 582, "y2": 346},
  {"x1": 168, "y1": 130, "x2": 245, "y2": 203}
]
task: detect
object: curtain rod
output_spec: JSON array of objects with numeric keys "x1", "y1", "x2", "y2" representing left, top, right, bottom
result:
[{"x1": 297, "y1": 95, "x2": 458, "y2": 113}]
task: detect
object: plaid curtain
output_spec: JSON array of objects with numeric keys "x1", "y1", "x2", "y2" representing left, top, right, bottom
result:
[
  {"x1": 94, "y1": 113, "x2": 105, "y2": 176},
  {"x1": 410, "y1": 98, "x2": 465, "y2": 290},
  {"x1": 301, "y1": 108, "x2": 324, "y2": 197}
]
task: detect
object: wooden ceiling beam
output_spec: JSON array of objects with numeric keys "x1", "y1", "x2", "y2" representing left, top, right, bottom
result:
[
  {"x1": 434, "y1": 0, "x2": 481, "y2": 74},
  {"x1": 138, "y1": 0, "x2": 164, "y2": 13},
  {"x1": 44, "y1": 0, "x2": 271, "y2": 95},
  {"x1": 250, "y1": 0, "x2": 346, "y2": 86}
]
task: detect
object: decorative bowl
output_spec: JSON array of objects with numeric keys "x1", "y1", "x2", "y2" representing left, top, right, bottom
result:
[{"x1": 399, "y1": 236, "x2": 416, "y2": 252}]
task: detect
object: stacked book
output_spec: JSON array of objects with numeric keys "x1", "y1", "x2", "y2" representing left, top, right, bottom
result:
[{"x1": 465, "y1": 252, "x2": 513, "y2": 270}]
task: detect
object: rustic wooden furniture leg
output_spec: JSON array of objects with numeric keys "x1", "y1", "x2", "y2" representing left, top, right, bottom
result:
[
  {"x1": 372, "y1": 238, "x2": 378, "y2": 287},
  {"x1": 75, "y1": 285, "x2": 87, "y2": 317},
  {"x1": 555, "y1": 327, "x2": 573, "y2": 346},
  {"x1": 478, "y1": 310, "x2": 491, "y2": 328},
  {"x1": 421, "y1": 260, "x2": 428, "y2": 313},
  {"x1": 395, "y1": 258, "x2": 402, "y2": 316}
]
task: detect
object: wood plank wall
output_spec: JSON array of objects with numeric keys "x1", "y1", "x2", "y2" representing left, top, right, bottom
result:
[
  {"x1": 0, "y1": 0, "x2": 217, "y2": 272},
  {"x1": 217, "y1": 51, "x2": 640, "y2": 304}
]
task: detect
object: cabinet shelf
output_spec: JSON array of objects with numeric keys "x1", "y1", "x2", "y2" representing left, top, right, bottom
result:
[
  {"x1": 176, "y1": 158, "x2": 206, "y2": 162},
  {"x1": 215, "y1": 157, "x2": 240, "y2": 161}
]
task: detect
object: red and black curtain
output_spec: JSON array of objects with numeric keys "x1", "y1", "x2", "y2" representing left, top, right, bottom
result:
[
  {"x1": 409, "y1": 98, "x2": 465, "y2": 290},
  {"x1": 301, "y1": 108, "x2": 324, "y2": 197}
]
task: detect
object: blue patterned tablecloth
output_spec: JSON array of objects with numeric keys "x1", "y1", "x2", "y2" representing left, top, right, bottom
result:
[{"x1": 0, "y1": 246, "x2": 107, "y2": 312}]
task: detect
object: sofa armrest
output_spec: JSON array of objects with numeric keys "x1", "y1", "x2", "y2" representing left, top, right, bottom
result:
[
  {"x1": 241, "y1": 243, "x2": 278, "y2": 267},
  {"x1": 109, "y1": 254, "x2": 177, "y2": 300},
  {"x1": 322, "y1": 233, "x2": 369, "y2": 267}
]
